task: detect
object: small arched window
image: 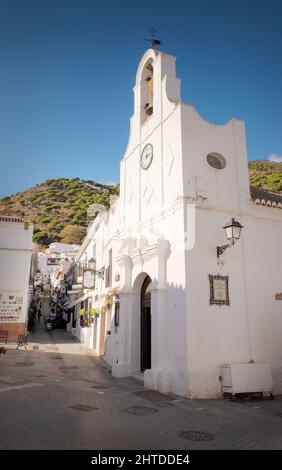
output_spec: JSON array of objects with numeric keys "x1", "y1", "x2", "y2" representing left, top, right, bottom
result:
[{"x1": 141, "y1": 60, "x2": 154, "y2": 123}]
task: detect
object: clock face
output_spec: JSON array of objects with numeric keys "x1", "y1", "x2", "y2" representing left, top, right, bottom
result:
[{"x1": 141, "y1": 143, "x2": 153, "y2": 170}]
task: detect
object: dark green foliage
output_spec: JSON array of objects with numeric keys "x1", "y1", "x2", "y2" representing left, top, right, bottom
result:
[
  {"x1": 44, "y1": 204, "x2": 57, "y2": 211},
  {"x1": 66, "y1": 209, "x2": 77, "y2": 218},
  {"x1": 47, "y1": 220, "x2": 64, "y2": 230},
  {"x1": 36, "y1": 216, "x2": 50, "y2": 223},
  {"x1": 32, "y1": 231, "x2": 53, "y2": 245},
  {"x1": 45, "y1": 179, "x2": 57, "y2": 186},
  {"x1": 0, "y1": 177, "x2": 119, "y2": 247}
]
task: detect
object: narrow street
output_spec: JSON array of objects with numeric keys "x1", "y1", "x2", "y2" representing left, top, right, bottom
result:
[{"x1": 1, "y1": 324, "x2": 282, "y2": 450}]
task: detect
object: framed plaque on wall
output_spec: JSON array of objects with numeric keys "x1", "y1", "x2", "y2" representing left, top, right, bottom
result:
[{"x1": 209, "y1": 275, "x2": 230, "y2": 306}]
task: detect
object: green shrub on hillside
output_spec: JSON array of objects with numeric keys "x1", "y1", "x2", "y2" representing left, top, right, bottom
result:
[
  {"x1": 33, "y1": 231, "x2": 54, "y2": 246},
  {"x1": 60, "y1": 224, "x2": 87, "y2": 244},
  {"x1": 248, "y1": 160, "x2": 282, "y2": 192},
  {"x1": 37, "y1": 216, "x2": 50, "y2": 223},
  {"x1": 0, "y1": 177, "x2": 119, "y2": 247}
]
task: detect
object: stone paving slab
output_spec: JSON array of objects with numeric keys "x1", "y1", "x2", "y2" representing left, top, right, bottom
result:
[{"x1": 1, "y1": 325, "x2": 282, "y2": 449}]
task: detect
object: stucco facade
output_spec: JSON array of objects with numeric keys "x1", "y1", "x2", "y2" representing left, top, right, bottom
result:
[
  {"x1": 68, "y1": 48, "x2": 282, "y2": 398},
  {"x1": 0, "y1": 216, "x2": 33, "y2": 339}
]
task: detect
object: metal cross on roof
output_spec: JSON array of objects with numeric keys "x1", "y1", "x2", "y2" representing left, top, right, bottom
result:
[{"x1": 144, "y1": 27, "x2": 162, "y2": 49}]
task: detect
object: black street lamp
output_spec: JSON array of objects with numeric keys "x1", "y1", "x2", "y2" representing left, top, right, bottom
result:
[
  {"x1": 88, "y1": 258, "x2": 96, "y2": 271},
  {"x1": 96, "y1": 267, "x2": 105, "y2": 280},
  {"x1": 217, "y1": 218, "x2": 243, "y2": 258}
]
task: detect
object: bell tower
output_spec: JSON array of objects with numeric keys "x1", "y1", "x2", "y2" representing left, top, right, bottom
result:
[
  {"x1": 141, "y1": 61, "x2": 154, "y2": 123},
  {"x1": 119, "y1": 48, "x2": 183, "y2": 230}
]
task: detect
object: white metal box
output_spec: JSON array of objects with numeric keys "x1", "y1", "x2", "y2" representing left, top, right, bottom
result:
[{"x1": 220, "y1": 363, "x2": 273, "y2": 395}]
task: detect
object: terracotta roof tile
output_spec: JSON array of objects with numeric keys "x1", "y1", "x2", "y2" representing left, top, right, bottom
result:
[{"x1": 250, "y1": 186, "x2": 282, "y2": 208}]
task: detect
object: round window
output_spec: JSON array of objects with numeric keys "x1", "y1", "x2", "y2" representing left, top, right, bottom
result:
[{"x1": 206, "y1": 153, "x2": 226, "y2": 170}]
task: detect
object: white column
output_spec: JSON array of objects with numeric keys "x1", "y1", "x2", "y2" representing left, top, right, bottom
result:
[
  {"x1": 144, "y1": 240, "x2": 171, "y2": 392},
  {"x1": 112, "y1": 255, "x2": 133, "y2": 377}
]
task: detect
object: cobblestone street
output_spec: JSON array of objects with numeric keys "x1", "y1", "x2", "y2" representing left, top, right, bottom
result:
[{"x1": 1, "y1": 325, "x2": 282, "y2": 450}]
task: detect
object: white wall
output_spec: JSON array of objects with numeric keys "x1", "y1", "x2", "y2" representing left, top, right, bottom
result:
[
  {"x1": 0, "y1": 220, "x2": 33, "y2": 328},
  {"x1": 185, "y1": 205, "x2": 282, "y2": 398},
  {"x1": 181, "y1": 105, "x2": 250, "y2": 210}
]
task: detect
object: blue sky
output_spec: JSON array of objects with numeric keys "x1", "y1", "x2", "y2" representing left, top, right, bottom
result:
[{"x1": 0, "y1": 0, "x2": 282, "y2": 197}]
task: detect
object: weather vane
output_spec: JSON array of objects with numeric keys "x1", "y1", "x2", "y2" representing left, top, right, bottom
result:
[{"x1": 144, "y1": 27, "x2": 162, "y2": 49}]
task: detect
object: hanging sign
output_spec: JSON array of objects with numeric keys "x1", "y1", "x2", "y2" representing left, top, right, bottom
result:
[{"x1": 83, "y1": 270, "x2": 95, "y2": 289}]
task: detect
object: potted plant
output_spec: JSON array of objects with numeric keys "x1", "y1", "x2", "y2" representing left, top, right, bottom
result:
[
  {"x1": 79, "y1": 308, "x2": 85, "y2": 327},
  {"x1": 93, "y1": 308, "x2": 100, "y2": 318}
]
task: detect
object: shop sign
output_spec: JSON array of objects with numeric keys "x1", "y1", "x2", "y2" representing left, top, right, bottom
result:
[{"x1": 83, "y1": 270, "x2": 95, "y2": 289}]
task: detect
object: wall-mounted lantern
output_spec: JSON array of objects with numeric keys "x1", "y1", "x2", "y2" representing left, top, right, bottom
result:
[
  {"x1": 96, "y1": 267, "x2": 105, "y2": 280},
  {"x1": 88, "y1": 258, "x2": 96, "y2": 271},
  {"x1": 217, "y1": 218, "x2": 243, "y2": 258}
]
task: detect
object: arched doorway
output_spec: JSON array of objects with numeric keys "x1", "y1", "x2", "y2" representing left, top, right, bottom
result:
[{"x1": 140, "y1": 275, "x2": 152, "y2": 371}]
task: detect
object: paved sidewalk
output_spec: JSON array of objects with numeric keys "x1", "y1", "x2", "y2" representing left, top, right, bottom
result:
[{"x1": 1, "y1": 325, "x2": 282, "y2": 449}]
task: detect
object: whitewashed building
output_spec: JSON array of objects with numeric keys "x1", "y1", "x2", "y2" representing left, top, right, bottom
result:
[
  {"x1": 68, "y1": 48, "x2": 282, "y2": 398},
  {"x1": 0, "y1": 215, "x2": 33, "y2": 339},
  {"x1": 37, "y1": 242, "x2": 81, "y2": 288}
]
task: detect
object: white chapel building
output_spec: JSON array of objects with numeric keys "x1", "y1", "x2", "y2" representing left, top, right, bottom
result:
[{"x1": 68, "y1": 48, "x2": 282, "y2": 399}]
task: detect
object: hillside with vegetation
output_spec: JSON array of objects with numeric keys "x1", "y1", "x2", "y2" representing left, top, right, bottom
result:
[
  {"x1": 248, "y1": 160, "x2": 282, "y2": 192},
  {"x1": 0, "y1": 178, "x2": 119, "y2": 247},
  {"x1": 1, "y1": 160, "x2": 281, "y2": 247}
]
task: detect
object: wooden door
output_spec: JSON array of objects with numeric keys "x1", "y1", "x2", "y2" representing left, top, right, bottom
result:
[{"x1": 140, "y1": 276, "x2": 152, "y2": 371}]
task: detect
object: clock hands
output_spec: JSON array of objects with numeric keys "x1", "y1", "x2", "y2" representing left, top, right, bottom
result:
[{"x1": 141, "y1": 144, "x2": 153, "y2": 170}]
